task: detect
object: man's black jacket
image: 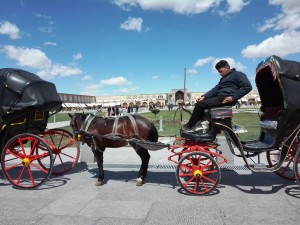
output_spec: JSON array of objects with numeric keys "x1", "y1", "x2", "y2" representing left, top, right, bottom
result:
[{"x1": 203, "y1": 68, "x2": 252, "y2": 101}]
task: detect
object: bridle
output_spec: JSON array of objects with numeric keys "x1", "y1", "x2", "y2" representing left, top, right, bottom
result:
[{"x1": 71, "y1": 115, "x2": 82, "y2": 141}]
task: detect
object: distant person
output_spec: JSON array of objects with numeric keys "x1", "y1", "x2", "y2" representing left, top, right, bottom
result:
[
  {"x1": 107, "y1": 106, "x2": 111, "y2": 116},
  {"x1": 127, "y1": 106, "x2": 131, "y2": 114},
  {"x1": 182, "y1": 60, "x2": 252, "y2": 133},
  {"x1": 111, "y1": 107, "x2": 115, "y2": 116}
]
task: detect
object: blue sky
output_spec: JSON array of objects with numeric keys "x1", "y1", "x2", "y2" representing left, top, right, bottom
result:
[{"x1": 1, "y1": 0, "x2": 300, "y2": 96}]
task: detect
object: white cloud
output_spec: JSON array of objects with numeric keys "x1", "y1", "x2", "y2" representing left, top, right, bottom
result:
[
  {"x1": 187, "y1": 69, "x2": 197, "y2": 75},
  {"x1": 270, "y1": 0, "x2": 300, "y2": 14},
  {"x1": 193, "y1": 57, "x2": 214, "y2": 67},
  {"x1": 121, "y1": 17, "x2": 143, "y2": 32},
  {"x1": 219, "y1": 0, "x2": 249, "y2": 16},
  {"x1": 194, "y1": 56, "x2": 245, "y2": 71},
  {"x1": 100, "y1": 76, "x2": 132, "y2": 85},
  {"x1": 213, "y1": 57, "x2": 246, "y2": 71},
  {"x1": 34, "y1": 12, "x2": 55, "y2": 33},
  {"x1": 243, "y1": 1, "x2": 300, "y2": 59},
  {"x1": 1, "y1": 45, "x2": 51, "y2": 69},
  {"x1": 152, "y1": 75, "x2": 159, "y2": 79},
  {"x1": 0, "y1": 21, "x2": 21, "y2": 39},
  {"x1": 37, "y1": 64, "x2": 82, "y2": 79},
  {"x1": 80, "y1": 84, "x2": 104, "y2": 96},
  {"x1": 81, "y1": 75, "x2": 92, "y2": 81},
  {"x1": 242, "y1": 31, "x2": 300, "y2": 59},
  {"x1": 44, "y1": 41, "x2": 57, "y2": 46},
  {"x1": 258, "y1": 1, "x2": 300, "y2": 32},
  {"x1": 33, "y1": 12, "x2": 52, "y2": 20},
  {"x1": 73, "y1": 53, "x2": 83, "y2": 60},
  {"x1": 114, "y1": 87, "x2": 139, "y2": 93},
  {"x1": 114, "y1": 0, "x2": 247, "y2": 15}
]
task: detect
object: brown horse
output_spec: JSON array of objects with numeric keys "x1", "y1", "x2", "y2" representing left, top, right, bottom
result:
[{"x1": 69, "y1": 113, "x2": 158, "y2": 186}]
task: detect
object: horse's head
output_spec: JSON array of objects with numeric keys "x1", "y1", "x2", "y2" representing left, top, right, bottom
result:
[{"x1": 68, "y1": 113, "x2": 88, "y2": 140}]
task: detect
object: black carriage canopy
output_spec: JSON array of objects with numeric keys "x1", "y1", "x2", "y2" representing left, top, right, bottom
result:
[
  {"x1": 0, "y1": 68, "x2": 62, "y2": 117},
  {"x1": 255, "y1": 55, "x2": 300, "y2": 133}
]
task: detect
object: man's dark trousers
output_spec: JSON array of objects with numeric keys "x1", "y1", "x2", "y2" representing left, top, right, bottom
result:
[{"x1": 187, "y1": 95, "x2": 231, "y2": 128}]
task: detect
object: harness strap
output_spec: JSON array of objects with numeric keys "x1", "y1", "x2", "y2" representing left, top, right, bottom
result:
[
  {"x1": 80, "y1": 114, "x2": 96, "y2": 133},
  {"x1": 127, "y1": 114, "x2": 139, "y2": 136},
  {"x1": 112, "y1": 116, "x2": 120, "y2": 134},
  {"x1": 111, "y1": 114, "x2": 139, "y2": 137}
]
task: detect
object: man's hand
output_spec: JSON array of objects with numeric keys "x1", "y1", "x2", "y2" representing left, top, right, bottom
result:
[
  {"x1": 197, "y1": 96, "x2": 205, "y2": 102},
  {"x1": 222, "y1": 96, "x2": 233, "y2": 104}
]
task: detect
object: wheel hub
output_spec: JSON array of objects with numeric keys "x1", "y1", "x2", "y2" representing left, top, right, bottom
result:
[
  {"x1": 22, "y1": 157, "x2": 31, "y2": 167},
  {"x1": 193, "y1": 169, "x2": 203, "y2": 178}
]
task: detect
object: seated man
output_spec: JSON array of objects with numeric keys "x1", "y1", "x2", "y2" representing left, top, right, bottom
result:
[{"x1": 182, "y1": 60, "x2": 252, "y2": 133}]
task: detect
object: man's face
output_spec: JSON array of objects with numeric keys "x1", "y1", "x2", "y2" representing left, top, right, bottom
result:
[{"x1": 217, "y1": 66, "x2": 231, "y2": 76}]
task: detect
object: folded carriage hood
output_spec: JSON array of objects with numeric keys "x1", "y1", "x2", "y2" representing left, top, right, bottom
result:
[{"x1": 0, "y1": 68, "x2": 62, "y2": 117}]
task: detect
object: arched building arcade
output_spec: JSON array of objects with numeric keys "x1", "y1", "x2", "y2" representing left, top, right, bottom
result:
[
  {"x1": 95, "y1": 94, "x2": 167, "y2": 109},
  {"x1": 58, "y1": 89, "x2": 260, "y2": 109}
]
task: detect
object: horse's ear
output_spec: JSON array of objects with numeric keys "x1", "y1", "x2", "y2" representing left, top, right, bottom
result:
[{"x1": 68, "y1": 113, "x2": 73, "y2": 118}]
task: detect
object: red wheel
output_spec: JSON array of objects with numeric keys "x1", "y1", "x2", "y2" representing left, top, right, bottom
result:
[
  {"x1": 176, "y1": 152, "x2": 220, "y2": 195},
  {"x1": 41, "y1": 129, "x2": 79, "y2": 175},
  {"x1": 267, "y1": 137, "x2": 299, "y2": 181},
  {"x1": 1, "y1": 133, "x2": 53, "y2": 189}
]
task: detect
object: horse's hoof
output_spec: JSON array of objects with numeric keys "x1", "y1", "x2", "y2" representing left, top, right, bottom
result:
[
  {"x1": 136, "y1": 178, "x2": 145, "y2": 186},
  {"x1": 95, "y1": 180, "x2": 103, "y2": 186}
]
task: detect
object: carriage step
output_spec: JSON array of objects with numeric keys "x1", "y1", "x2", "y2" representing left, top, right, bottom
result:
[{"x1": 251, "y1": 163, "x2": 269, "y2": 171}]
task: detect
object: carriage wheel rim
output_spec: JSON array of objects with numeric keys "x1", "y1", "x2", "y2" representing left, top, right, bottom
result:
[
  {"x1": 1, "y1": 133, "x2": 53, "y2": 189},
  {"x1": 176, "y1": 151, "x2": 220, "y2": 195},
  {"x1": 42, "y1": 128, "x2": 79, "y2": 175}
]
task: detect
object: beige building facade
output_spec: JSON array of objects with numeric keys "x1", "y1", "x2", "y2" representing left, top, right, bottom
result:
[{"x1": 59, "y1": 89, "x2": 260, "y2": 108}]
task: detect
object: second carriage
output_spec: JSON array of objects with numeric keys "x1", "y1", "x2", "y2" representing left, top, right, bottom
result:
[{"x1": 0, "y1": 68, "x2": 79, "y2": 189}]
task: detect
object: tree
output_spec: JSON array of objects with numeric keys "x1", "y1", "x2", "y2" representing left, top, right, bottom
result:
[{"x1": 150, "y1": 107, "x2": 160, "y2": 118}]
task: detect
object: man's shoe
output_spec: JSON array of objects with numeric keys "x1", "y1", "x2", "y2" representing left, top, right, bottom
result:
[
  {"x1": 193, "y1": 120, "x2": 209, "y2": 133},
  {"x1": 181, "y1": 124, "x2": 194, "y2": 133}
]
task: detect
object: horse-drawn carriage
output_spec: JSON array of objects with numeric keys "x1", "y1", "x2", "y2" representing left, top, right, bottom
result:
[
  {"x1": 0, "y1": 68, "x2": 79, "y2": 189},
  {"x1": 69, "y1": 55, "x2": 300, "y2": 195},
  {"x1": 171, "y1": 55, "x2": 300, "y2": 195}
]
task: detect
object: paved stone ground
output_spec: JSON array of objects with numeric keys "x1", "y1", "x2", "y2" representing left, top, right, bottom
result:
[
  {"x1": 1, "y1": 144, "x2": 300, "y2": 225},
  {"x1": 1, "y1": 121, "x2": 299, "y2": 224}
]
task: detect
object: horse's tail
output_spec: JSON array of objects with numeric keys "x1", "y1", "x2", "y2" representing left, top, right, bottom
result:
[{"x1": 148, "y1": 122, "x2": 159, "y2": 142}]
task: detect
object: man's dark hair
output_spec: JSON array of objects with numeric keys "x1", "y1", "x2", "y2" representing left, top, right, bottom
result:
[{"x1": 215, "y1": 60, "x2": 230, "y2": 70}]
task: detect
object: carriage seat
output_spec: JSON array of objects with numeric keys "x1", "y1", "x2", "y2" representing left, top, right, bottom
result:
[
  {"x1": 243, "y1": 137, "x2": 278, "y2": 152},
  {"x1": 260, "y1": 120, "x2": 278, "y2": 130},
  {"x1": 180, "y1": 106, "x2": 233, "y2": 142},
  {"x1": 180, "y1": 130, "x2": 215, "y2": 142},
  {"x1": 259, "y1": 105, "x2": 283, "y2": 130}
]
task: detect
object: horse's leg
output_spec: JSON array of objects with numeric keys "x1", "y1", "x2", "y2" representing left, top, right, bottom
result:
[
  {"x1": 133, "y1": 145, "x2": 150, "y2": 186},
  {"x1": 92, "y1": 147, "x2": 105, "y2": 186}
]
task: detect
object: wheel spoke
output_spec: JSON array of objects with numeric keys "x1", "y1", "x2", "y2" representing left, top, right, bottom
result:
[
  {"x1": 26, "y1": 166, "x2": 36, "y2": 186},
  {"x1": 203, "y1": 169, "x2": 218, "y2": 175},
  {"x1": 16, "y1": 166, "x2": 27, "y2": 185},
  {"x1": 202, "y1": 175, "x2": 217, "y2": 184},
  {"x1": 194, "y1": 179, "x2": 199, "y2": 192},
  {"x1": 4, "y1": 162, "x2": 23, "y2": 171},
  {"x1": 30, "y1": 162, "x2": 50, "y2": 174},
  {"x1": 183, "y1": 176, "x2": 195, "y2": 188},
  {"x1": 179, "y1": 172, "x2": 193, "y2": 178}
]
